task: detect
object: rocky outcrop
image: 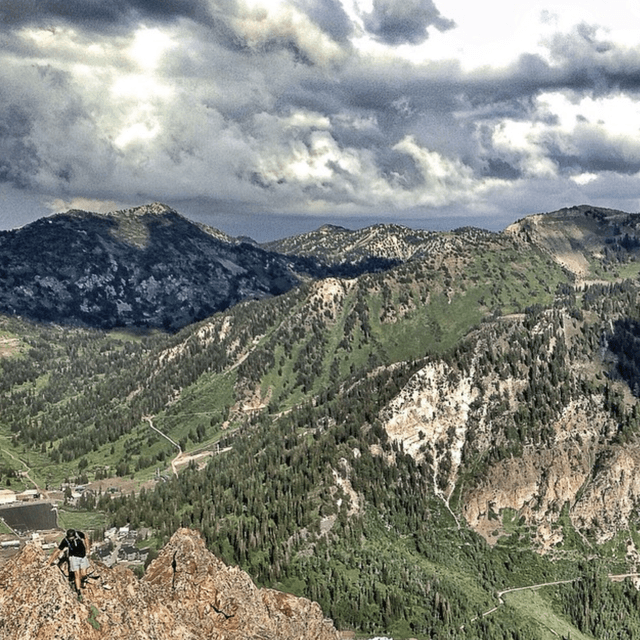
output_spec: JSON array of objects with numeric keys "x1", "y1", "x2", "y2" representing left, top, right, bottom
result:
[
  {"x1": 377, "y1": 306, "x2": 640, "y2": 548},
  {"x1": 572, "y1": 445, "x2": 640, "y2": 544},
  {"x1": 463, "y1": 443, "x2": 593, "y2": 548},
  {"x1": 0, "y1": 528, "x2": 341, "y2": 640},
  {"x1": 461, "y1": 398, "x2": 614, "y2": 547}
]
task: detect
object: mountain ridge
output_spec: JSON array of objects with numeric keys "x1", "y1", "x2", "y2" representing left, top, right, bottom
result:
[
  {"x1": 0, "y1": 203, "x2": 402, "y2": 330},
  {"x1": 3, "y1": 202, "x2": 640, "y2": 637}
]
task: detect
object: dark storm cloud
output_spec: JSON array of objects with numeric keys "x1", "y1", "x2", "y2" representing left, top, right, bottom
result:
[
  {"x1": 362, "y1": 0, "x2": 455, "y2": 45},
  {"x1": 0, "y1": 59, "x2": 117, "y2": 198},
  {"x1": 0, "y1": 0, "x2": 212, "y2": 29},
  {"x1": 521, "y1": 25, "x2": 640, "y2": 96},
  {"x1": 279, "y1": 59, "x2": 465, "y2": 131},
  {"x1": 480, "y1": 158, "x2": 522, "y2": 180},
  {"x1": 3, "y1": 0, "x2": 640, "y2": 231},
  {"x1": 0, "y1": 104, "x2": 40, "y2": 188},
  {"x1": 375, "y1": 148, "x2": 426, "y2": 190},
  {"x1": 547, "y1": 124, "x2": 640, "y2": 176},
  {"x1": 0, "y1": 0, "x2": 346, "y2": 67}
]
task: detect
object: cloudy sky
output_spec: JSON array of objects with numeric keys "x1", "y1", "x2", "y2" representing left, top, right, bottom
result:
[{"x1": 2, "y1": 0, "x2": 640, "y2": 240}]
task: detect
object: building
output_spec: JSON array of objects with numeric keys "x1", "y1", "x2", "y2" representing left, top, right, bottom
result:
[
  {"x1": 16, "y1": 490, "x2": 39, "y2": 502},
  {"x1": 0, "y1": 490, "x2": 16, "y2": 506}
]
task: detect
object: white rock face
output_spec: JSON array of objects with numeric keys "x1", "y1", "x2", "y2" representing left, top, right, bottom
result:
[{"x1": 381, "y1": 362, "x2": 479, "y2": 491}]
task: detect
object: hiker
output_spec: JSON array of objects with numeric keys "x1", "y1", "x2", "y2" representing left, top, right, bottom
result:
[{"x1": 47, "y1": 529, "x2": 91, "y2": 593}]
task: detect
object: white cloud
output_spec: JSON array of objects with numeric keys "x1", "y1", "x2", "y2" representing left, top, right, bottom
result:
[
  {"x1": 128, "y1": 26, "x2": 175, "y2": 71},
  {"x1": 541, "y1": 92, "x2": 640, "y2": 137},
  {"x1": 283, "y1": 110, "x2": 332, "y2": 130},
  {"x1": 227, "y1": 0, "x2": 348, "y2": 65},
  {"x1": 490, "y1": 120, "x2": 558, "y2": 179},
  {"x1": 571, "y1": 172, "x2": 598, "y2": 185},
  {"x1": 393, "y1": 135, "x2": 504, "y2": 207}
]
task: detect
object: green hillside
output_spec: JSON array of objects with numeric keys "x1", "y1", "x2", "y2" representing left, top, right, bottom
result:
[{"x1": 3, "y1": 219, "x2": 640, "y2": 638}]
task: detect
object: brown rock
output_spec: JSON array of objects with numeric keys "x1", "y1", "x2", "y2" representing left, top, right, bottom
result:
[{"x1": 0, "y1": 528, "x2": 341, "y2": 640}]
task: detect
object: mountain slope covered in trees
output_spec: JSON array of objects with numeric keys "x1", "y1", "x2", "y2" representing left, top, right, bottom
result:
[
  {"x1": 3, "y1": 205, "x2": 640, "y2": 637},
  {"x1": 0, "y1": 202, "x2": 399, "y2": 330}
]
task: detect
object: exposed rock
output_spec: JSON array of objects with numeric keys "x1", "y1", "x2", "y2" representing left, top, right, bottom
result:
[
  {"x1": 505, "y1": 205, "x2": 640, "y2": 278},
  {"x1": 572, "y1": 445, "x2": 640, "y2": 544},
  {"x1": 463, "y1": 444, "x2": 592, "y2": 548},
  {"x1": 377, "y1": 306, "x2": 640, "y2": 548},
  {"x1": 0, "y1": 528, "x2": 341, "y2": 640},
  {"x1": 462, "y1": 399, "x2": 613, "y2": 548},
  {"x1": 264, "y1": 222, "x2": 497, "y2": 265}
]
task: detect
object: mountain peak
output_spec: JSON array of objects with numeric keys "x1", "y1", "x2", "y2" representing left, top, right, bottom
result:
[
  {"x1": 126, "y1": 202, "x2": 175, "y2": 216},
  {"x1": 63, "y1": 202, "x2": 177, "y2": 222},
  {"x1": 505, "y1": 204, "x2": 640, "y2": 277},
  {"x1": 0, "y1": 528, "x2": 341, "y2": 640}
]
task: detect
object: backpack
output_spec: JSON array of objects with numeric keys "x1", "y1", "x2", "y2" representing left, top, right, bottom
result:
[{"x1": 65, "y1": 529, "x2": 85, "y2": 556}]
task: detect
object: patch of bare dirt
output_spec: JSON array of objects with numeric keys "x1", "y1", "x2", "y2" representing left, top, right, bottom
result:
[{"x1": 0, "y1": 337, "x2": 21, "y2": 358}]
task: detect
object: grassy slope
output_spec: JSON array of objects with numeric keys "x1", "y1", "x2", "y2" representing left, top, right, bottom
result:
[
  {"x1": 2, "y1": 234, "x2": 638, "y2": 637},
  {"x1": 502, "y1": 590, "x2": 594, "y2": 640},
  {"x1": 0, "y1": 240, "x2": 571, "y2": 495}
]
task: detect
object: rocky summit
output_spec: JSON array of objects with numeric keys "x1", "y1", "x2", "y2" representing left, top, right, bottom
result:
[{"x1": 0, "y1": 528, "x2": 341, "y2": 640}]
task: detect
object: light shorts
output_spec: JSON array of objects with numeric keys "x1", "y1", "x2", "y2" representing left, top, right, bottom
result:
[{"x1": 69, "y1": 556, "x2": 89, "y2": 572}]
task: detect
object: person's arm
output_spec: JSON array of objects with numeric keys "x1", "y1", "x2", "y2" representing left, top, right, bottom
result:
[{"x1": 47, "y1": 548, "x2": 61, "y2": 566}]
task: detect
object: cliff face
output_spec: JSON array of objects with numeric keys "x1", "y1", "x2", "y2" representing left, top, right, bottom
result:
[
  {"x1": 376, "y1": 307, "x2": 640, "y2": 548},
  {"x1": 0, "y1": 528, "x2": 341, "y2": 640}
]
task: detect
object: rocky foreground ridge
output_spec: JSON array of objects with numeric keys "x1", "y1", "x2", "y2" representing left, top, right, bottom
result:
[{"x1": 0, "y1": 528, "x2": 341, "y2": 640}]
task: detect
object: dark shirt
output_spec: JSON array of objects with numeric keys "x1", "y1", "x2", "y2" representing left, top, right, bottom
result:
[{"x1": 58, "y1": 531, "x2": 87, "y2": 557}]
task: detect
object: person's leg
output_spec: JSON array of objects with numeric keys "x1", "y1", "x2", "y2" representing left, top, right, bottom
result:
[
  {"x1": 78, "y1": 556, "x2": 90, "y2": 589},
  {"x1": 70, "y1": 557, "x2": 82, "y2": 592}
]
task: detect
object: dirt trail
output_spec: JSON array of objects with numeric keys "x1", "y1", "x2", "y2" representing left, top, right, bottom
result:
[
  {"x1": 467, "y1": 578, "x2": 580, "y2": 625},
  {"x1": 143, "y1": 416, "x2": 220, "y2": 477}
]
